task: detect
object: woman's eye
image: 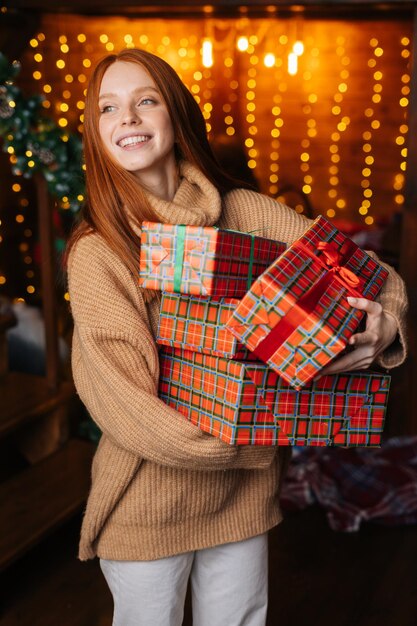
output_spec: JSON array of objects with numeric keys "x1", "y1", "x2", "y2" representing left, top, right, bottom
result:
[
  {"x1": 101, "y1": 105, "x2": 115, "y2": 114},
  {"x1": 139, "y1": 97, "x2": 156, "y2": 106}
]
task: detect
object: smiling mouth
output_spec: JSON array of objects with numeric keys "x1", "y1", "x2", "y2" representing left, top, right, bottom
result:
[{"x1": 118, "y1": 135, "x2": 150, "y2": 148}]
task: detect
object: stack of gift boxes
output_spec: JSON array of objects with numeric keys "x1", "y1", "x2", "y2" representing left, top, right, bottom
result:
[{"x1": 139, "y1": 216, "x2": 391, "y2": 448}]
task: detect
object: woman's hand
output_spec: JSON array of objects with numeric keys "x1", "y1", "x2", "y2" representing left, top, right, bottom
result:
[{"x1": 319, "y1": 296, "x2": 398, "y2": 376}]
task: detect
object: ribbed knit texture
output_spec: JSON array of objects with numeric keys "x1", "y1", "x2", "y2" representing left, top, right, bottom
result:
[{"x1": 68, "y1": 162, "x2": 408, "y2": 561}]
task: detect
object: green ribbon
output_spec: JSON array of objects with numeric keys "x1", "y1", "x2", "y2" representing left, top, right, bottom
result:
[
  {"x1": 247, "y1": 233, "x2": 255, "y2": 291},
  {"x1": 173, "y1": 224, "x2": 186, "y2": 293},
  {"x1": 173, "y1": 225, "x2": 258, "y2": 293}
]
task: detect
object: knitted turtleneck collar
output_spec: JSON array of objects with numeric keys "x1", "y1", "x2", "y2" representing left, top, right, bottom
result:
[{"x1": 143, "y1": 161, "x2": 222, "y2": 227}]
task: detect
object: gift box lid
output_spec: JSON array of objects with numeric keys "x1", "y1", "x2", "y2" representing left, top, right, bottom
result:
[{"x1": 139, "y1": 221, "x2": 286, "y2": 297}]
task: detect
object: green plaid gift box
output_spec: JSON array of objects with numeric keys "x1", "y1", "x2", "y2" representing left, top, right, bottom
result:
[
  {"x1": 157, "y1": 292, "x2": 255, "y2": 359},
  {"x1": 226, "y1": 215, "x2": 389, "y2": 389},
  {"x1": 139, "y1": 221, "x2": 286, "y2": 297},
  {"x1": 158, "y1": 348, "x2": 390, "y2": 447}
]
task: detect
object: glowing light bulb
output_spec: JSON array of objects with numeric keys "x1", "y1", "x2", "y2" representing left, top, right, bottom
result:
[
  {"x1": 202, "y1": 39, "x2": 213, "y2": 68},
  {"x1": 264, "y1": 53, "x2": 275, "y2": 68},
  {"x1": 288, "y1": 52, "x2": 298, "y2": 75},
  {"x1": 237, "y1": 36, "x2": 249, "y2": 52},
  {"x1": 293, "y1": 41, "x2": 304, "y2": 56}
]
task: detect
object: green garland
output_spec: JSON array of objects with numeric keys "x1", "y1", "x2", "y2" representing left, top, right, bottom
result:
[{"x1": 0, "y1": 51, "x2": 85, "y2": 212}]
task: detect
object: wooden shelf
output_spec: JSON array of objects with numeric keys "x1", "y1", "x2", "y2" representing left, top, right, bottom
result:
[
  {"x1": 0, "y1": 372, "x2": 74, "y2": 439},
  {"x1": 0, "y1": 438, "x2": 95, "y2": 572}
]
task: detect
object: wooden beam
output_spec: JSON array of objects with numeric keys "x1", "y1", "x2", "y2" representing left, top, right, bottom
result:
[
  {"x1": 0, "y1": 11, "x2": 40, "y2": 60},
  {"x1": 399, "y1": 7, "x2": 417, "y2": 435},
  {"x1": 9, "y1": 0, "x2": 417, "y2": 6},
  {"x1": 8, "y1": 0, "x2": 417, "y2": 18}
]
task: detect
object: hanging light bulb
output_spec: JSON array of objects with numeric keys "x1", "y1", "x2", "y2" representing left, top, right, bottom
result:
[
  {"x1": 293, "y1": 40, "x2": 304, "y2": 56},
  {"x1": 264, "y1": 53, "x2": 276, "y2": 68},
  {"x1": 288, "y1": 52, "x2": 298, "y2": 75},
  {"x1": 237, "y1": 36, "x2": 249, "y2": 52},
  {"x1": 202, "y1": 39, "x2": 213, "y2": 68}
]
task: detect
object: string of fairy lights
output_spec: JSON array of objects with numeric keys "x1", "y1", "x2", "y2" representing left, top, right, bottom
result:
[
  {"x1": 268, "y1": 36, "x2": 287, "y2": 199},
  {"x1": 298, "y1": 37, "x2": 314, "y2": 209},
  {"x1": 393, "y1": 36, "x2": 411, "y2": 210},
  {"x1": 0, "y1": 13, "x2": 412, "y2": 302},
  {"x1": 296, "y1": 37, "x2": 320, "y2": 208},
  {"x1": 243, "y1": 37, "x2": 260, "y2": 173},
  {"x1": 324, "y1": 36, "x2": 348, "y2": 221},
  {"x1": 356, "y1": 38, "x2": 381, "y2": 226}
]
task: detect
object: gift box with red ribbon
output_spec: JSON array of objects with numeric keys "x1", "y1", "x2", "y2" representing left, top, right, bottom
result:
[
  {"x1": 157, "y1": 292, "x2": 255, "y2": 359},
  {"x1": 139, "y1": 222, "x2": 286, "y2": 297},
  {"x1": 158, "y1": 348, "x2": 390, "y2": 447},
  {"x1": 225, "y1": 215, "x2": 389, "y2": 389}
]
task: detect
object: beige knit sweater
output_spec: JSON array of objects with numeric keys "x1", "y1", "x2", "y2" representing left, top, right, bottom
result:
[{"x1": 68, "y1": 162, "x2": 408, "y2": 561}]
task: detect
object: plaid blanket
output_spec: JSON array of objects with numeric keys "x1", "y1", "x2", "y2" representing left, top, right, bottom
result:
[{"x1": 280, "y1": 436, "x2": 417, "y2": 531}]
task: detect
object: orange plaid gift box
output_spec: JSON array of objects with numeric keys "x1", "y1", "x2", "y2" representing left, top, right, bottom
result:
[
  {"x1": 157, "y1": 292, "x2": 256, "y2": 359},
  {"x1": 158, "y1": 348, "x2": 390, "y2": 447},
  {"x1": 139, "y1": 222, "x2": 286, "y2": 297},
  {"x1": 225, "y1": 215, "x2": 389, "y2": 390}
]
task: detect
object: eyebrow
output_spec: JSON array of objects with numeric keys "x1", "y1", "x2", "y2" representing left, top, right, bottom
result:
[{"x1": 98, "y1": 86, "x2": 160, "y2": 101}]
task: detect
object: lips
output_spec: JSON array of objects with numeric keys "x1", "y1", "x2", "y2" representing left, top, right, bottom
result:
[{"x1": 117, "y1": 134, "x2": 151, "y2": 148}]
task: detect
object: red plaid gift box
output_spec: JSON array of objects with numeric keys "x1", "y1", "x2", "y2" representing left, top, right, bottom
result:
[
  {"x1": 225, "y1": 215, "x2": 389, "y2": 389},
  {"x1": 139, "y1": 221, "x2": 286, "y2": 297},
  {"x1": 158, "y1": 348, "x2": 390, "y2": 447},
  {"x1": 157, "y1": 292, "x2": 255, "y2": 359}
]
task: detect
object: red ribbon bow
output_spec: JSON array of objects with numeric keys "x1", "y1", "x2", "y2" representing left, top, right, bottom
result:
[{"x1": 317, "y1": 241, "x2": 360, "y2": 289}]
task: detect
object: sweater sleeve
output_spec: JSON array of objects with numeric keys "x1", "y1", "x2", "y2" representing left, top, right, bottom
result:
[
  {"x1": 220, "y1": 189, "x2": 408, "y2": 369},
  {"x1": 366, "y1": 250, "x2": 408, "y2": 369},
  {"x1": 68, "y1": 234, "x2": 275, "y2": 472}
]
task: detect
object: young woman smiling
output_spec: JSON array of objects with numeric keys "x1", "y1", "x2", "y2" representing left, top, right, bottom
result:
[{"x1": 66, "y1": 48, "x2": 408, "y2": 626}]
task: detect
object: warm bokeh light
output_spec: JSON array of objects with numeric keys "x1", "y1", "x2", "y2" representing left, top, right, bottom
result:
[
  {"x1": 293, "y1": 40, "x2": 304, "y2": 56},
  {"x1": 202, "y1": 39, "x2": 213, "y2": 68},
  {"x1": 264, "y1": 53, "x2": 275, "y2": 68},
  {"x1": 287, "y1": 52, "x2": 298, "y2": 75},
  {"x1": 237, "y1": 36, "x2": 249, "y2": 52},
  {"x1": 0, "y1": 10, "x2": 409, "y2": 307}
]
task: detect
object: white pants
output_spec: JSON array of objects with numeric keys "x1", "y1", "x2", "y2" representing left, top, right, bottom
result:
[{"x1": 100, "y1": 533, "x2": 268, "y2": 626}]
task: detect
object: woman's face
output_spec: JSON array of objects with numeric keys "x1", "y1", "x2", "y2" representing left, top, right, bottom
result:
[{"x1": 98, "y1": 60, "x2": 176, "y2": 184}]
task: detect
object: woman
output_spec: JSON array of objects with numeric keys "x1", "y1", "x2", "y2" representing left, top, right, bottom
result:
[{"x1": 66, "y1": 48, "x2": 408, "y2": 626}]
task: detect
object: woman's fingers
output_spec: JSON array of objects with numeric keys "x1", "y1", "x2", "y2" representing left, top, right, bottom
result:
[
  {"x1": 349, "y1": 329, "x2": 379, "y2": 347},
  {"x1": 317, "y1": 299, "x2": 398, "y2": 378},
  {"x1": 347, "y1": 296, "x2": 382, "y2": 316},
  {"x1": 319, "y1": 345, "x2": 374, "y2": 375}
]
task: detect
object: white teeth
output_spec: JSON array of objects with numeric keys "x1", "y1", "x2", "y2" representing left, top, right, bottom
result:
[{"x1": 118, "y1": 135, "x2": 149, "y2": 148}]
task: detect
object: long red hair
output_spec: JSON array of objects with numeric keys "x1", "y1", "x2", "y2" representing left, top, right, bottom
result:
[{"x1": 65, "y1": 48, "x2": 251, "y2": 276}]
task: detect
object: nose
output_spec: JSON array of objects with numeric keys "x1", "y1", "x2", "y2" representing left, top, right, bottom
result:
[{"x1": 121, "y1": 105, "x2": 141, "y2": 126}]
